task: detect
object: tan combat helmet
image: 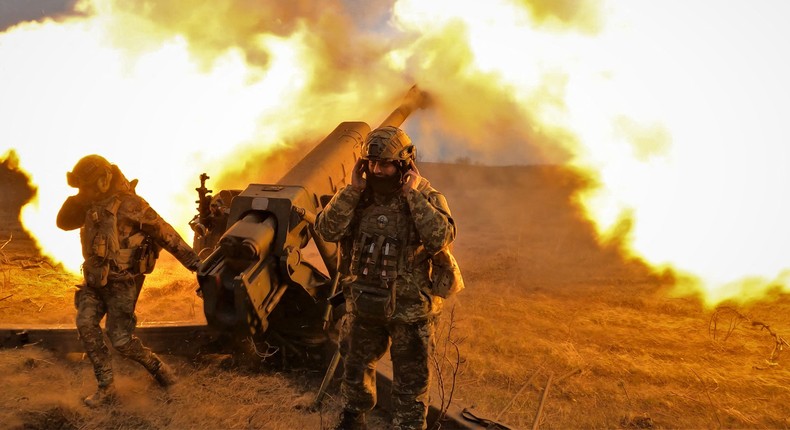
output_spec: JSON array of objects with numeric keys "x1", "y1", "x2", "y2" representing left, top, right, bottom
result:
[
  {"x1": 361, "y1": 126, "x2": 416, "y2": 169},
  {"x1": 66, "y1": 154, "x2": 112, "y2": 188}
]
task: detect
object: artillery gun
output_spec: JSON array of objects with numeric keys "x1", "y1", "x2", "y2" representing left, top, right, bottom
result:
[
  {"x1": 0, "y1": 85, "x2": 426, "y2": 359},
  {"x1": 188, "y1": 85, "x2": 428, "y2": 361},
  {"x1": 1, "y1": 85, "x2": 476, "y2": 428}
]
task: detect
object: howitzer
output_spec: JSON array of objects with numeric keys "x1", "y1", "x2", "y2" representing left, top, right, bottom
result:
[
  {"x1": 196, "y1": 173, "x2": 212, "y2": 226},
  {"x1": 0, "y1": 85, "x2": 476, "y2": 428},
  {"x1": 189, "y1": 173, "x2": 238, "y2": 258},
  {"x1": 194, "y1": 85, "x2": 428, "y2": 354}
]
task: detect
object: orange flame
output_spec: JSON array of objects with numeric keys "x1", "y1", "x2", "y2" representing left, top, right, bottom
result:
[{"x1": 2, "y1": 0, "x2": 790, "y2": 306}]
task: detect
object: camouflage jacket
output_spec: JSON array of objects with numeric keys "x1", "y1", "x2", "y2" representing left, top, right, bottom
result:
[
  {"x1": 57, "y1": 180, "x2": 199, "y2": 277},
  {"x1": 316, "y1": 177, "x2": 456, "y2": 322}
]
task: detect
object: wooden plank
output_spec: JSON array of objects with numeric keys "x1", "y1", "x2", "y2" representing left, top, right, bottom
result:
[
  {"x1": 1, "y1": 324, "x2": 479, "y2": 428},
  {"x1": 0, "y1": 323, "x2": 229, "y2": 356}
]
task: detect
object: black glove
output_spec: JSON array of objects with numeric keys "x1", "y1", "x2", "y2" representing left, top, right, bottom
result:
[{"x1": 185, "y1": 255, "x2": 201, "y2": 272}]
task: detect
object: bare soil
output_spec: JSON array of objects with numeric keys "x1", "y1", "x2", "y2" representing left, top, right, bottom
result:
[{"x1": 2, "y1": 161, "x2": 790, "y2": 429}]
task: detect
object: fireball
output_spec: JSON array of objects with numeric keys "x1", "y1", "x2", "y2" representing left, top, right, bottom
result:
[{"x1": 2, "y1": 0, "x2": 789, "y2": 306}]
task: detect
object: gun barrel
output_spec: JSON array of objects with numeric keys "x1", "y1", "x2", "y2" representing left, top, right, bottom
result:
[
  {"x1": 219, "y1": 213, "x2": 276, "y2": 261},
  {"x1": 377, "y1": 85, "x2": 428, "y2": 129},
  {"x1": 279, "y1": 84, "x2": 428, "y2": 194}
]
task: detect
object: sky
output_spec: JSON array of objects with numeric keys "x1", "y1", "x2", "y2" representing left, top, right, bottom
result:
[{"x1": 0, "y1": 0, "x2": 77, "y2": 31}]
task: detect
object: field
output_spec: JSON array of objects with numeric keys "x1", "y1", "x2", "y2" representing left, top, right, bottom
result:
[{"x1": 2, "y1": 161, "x2": 790, "y2": 429}]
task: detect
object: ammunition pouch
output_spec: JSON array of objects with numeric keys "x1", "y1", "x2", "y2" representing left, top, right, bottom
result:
[
  {"x1": 83, "y1": 256, "x2": 109, "y2": 288},
  {"x1": 91, "y1": 232, "x2": 108, "y2": 258},
  {"x1": 430, "y1": 249, "x2": 464, "y2": 298},
  {"x1": 349, "y1": 283, "x2": 395, "y2": 319},
  {"x1": 134, "y1": 236, "x2": 159, "y2": 275},
  {"x1": 114, "y1": 234, "x2": 158, "y2": 275},
  {"x1": 82, "y1": 196, "x2": 121, "y2": 283},
  {"x1": 350, "y1": 233, "x2": 401, "y2": 282}
]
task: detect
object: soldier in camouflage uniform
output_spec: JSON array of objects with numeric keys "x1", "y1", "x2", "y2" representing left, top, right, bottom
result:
[
  {"x1": 56, "y1": 155, "x2": 201, "y2": 407},
  {"x1": 316, "y1": 127, "x2": 456, "y2": 430}
]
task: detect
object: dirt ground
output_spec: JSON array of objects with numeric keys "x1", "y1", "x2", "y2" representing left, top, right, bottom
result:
[{"x1": 2, "y1": 161, "x2": 790, "y2": 429}]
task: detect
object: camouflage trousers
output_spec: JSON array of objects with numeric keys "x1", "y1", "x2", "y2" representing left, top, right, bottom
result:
[
  {"x1": 340, "y1": 314, "x2": 436, "y2": 430},
  {"x1": 74, "y1": 274, "x2": 164, "y2": 387}
]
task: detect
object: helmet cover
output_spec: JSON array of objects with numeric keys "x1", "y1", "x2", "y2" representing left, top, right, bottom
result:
[
  {"x1": 361, "y1": 126, "x2": 415, "y2": 163},
  {"x1": 66, "y1": 154, "x2": 112, "y2": 188}
]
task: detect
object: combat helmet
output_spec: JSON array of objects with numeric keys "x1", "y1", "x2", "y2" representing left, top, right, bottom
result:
[
  {"x1": 66, "y1": 154, "x2": 112, "y2": 188},
  {"x1": 361, "y1": 126, "x2": 415, "y2": 170}
]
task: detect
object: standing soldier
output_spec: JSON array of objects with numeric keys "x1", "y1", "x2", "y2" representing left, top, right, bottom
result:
[
  {"x1": 316, "y1": 126, "x2": 458, "y2": 430},
  {"x1": 56, "y1": 154, "x2": 201, "y2": 407}
]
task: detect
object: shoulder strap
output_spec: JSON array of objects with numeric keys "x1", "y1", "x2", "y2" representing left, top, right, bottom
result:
[{"x1": 107, "y1": 195, "x2": 122, "y2": 215}]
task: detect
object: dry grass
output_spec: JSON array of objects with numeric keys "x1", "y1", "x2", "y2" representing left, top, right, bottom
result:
[
  {"x1": 448, "y1": 280, "x2": 790, "y2": 429},
  {"x1": 3, "y1": 164, "x2": 790, "y2": 429},
  {"x1": 0, "y1": 346, "x2": 347, "y2": 430}
]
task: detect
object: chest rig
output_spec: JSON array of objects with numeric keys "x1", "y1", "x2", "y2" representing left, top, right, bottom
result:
[
  {"x1": 350, "y1": 194, "x2": 415, "y2": 285},
  {"x1": 81, "y1": 193, "x2": 156, "y2": 287},
  {"x1": 81, "y1": 195, "x2": 122, "y2": 287}
]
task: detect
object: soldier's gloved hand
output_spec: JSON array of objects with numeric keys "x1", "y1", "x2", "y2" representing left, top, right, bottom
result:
[
  {"x1": 72, "y1": 189, "x2": 89, "y2": 203},
  {"x1": 67, "y1": 192, "x2": 92, "y2": 211},
  {"x1": 70, "y1": 187, "x2": 99, "y2": 208},
  {"x1": 351, "y1": 159, "x2": 367, "y2": 192},
  {"x1": 185, "y1": 255, "x2": 201, "y2": 272},
  {"x1": 402, "y1": 160, "x2": 422, "y2": 196}
]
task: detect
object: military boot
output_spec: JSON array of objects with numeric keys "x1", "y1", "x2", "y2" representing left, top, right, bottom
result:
[
  {"x1": 153, "y1": 362, "x2": 177, "y2": 387},
  {"x1": 83, "y1": 384, "x2": 116, "y2": 408},
  {"x1": 333, "y1": 410, "x2": 367, "y2": 430}
]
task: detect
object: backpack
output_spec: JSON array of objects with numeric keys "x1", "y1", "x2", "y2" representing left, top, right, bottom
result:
[{"x1": 430, "y1": 247, "x2": 464, "y2": 298}]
